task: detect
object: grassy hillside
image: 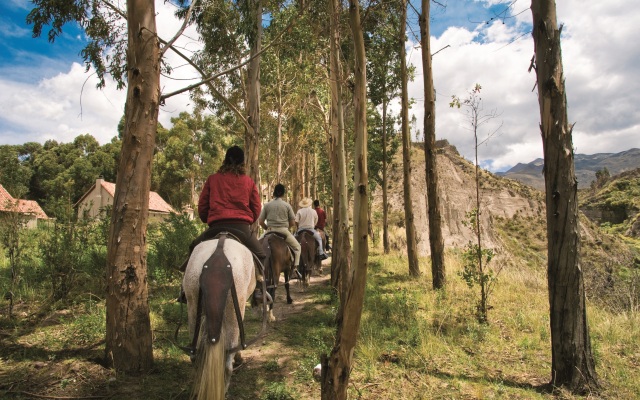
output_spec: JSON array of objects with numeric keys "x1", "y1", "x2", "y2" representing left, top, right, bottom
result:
[{"x1": 579, "y1": 168, "x2": 640, "y2": 244}]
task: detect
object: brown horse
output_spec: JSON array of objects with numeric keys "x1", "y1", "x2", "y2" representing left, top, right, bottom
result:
[
  {"x1": 259, "y1": 232, "x2": 294, "y2": 322},
  {"x1": 296, "y1": 230, "x2": 319, "y2": 287}
]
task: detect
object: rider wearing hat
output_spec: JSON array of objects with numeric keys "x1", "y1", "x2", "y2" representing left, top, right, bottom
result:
[{"x1": 295, "y1": 198, "x2": 328, "y2": 260}]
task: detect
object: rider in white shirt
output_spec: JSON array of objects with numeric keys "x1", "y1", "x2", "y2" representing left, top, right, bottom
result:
[{"x1": 295, "y1": 198, "x2": 328, "y2": 260}]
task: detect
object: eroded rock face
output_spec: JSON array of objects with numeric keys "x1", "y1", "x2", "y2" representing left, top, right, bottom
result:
[
  {"x1": 373, "y1": 143, "x2": 545, "y2": 256},
  {"x1": 627, "y1": 214, "x2": 640, "y2": 238}
]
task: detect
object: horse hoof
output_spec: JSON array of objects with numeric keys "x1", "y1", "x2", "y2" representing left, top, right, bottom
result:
[
  {"x1": 287, "y1": 298, "x2": 293, "y2": 304},
  {"x1": 233, "y1": 352, "x2": 244, "y2": 367}
]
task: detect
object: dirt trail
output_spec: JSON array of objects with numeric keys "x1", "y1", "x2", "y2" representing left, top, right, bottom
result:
[{"x1": 228, "y1": 260, "x2": 332, "y2": 399}]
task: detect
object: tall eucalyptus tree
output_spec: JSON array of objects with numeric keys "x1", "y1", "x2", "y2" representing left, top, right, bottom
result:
[
  {"x1": 365, "y1": 0, "x2": 403, "y2": 255},
  {"x1": 242, "y1": 0, "x2": 263, "y2": 194},
  {"x1": 530, "y1": 0, "x2": 599, "y2": 392},
  {"x1": 321, "y1": 1, "x2": 368, "y2": 397},
  {"x1": 327, "y1": 0, "x2": 352, "y2": 291},
  {"x1": 419, "y1": 0, "x2": 445, "y2": 288},
  {"x1": 261, "y1": 2, "x2": 327, "y2": 190},
  {"x1": 27, "y1": 0, "x2": 165, "y2": 372},
  {"x1": 399, "y1": 0, "x2": 420, "y2": 277}
]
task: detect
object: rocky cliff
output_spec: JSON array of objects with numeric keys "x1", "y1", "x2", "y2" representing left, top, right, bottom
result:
[{"x1": 372, "y1": 141, "x2": 545, "y2": 256}]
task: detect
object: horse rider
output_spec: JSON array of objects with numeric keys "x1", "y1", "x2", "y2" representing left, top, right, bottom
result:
[
  {"x1": 313, "y1": 199, "x2": 331, "y2": 251},
  {"x1": 296, "y1": 198, "x2": 328, "y2": 260},
  {"x1": 258, "y1": 184, "x2": 301, "y2": 273},
  {"x1": 176, "y1": 145, "x2": 267, "y2": 303}
]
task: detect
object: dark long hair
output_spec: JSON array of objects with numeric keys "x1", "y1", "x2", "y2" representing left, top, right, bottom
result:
[{"x1": 218, "y1": 146, "x2": 246, "y2": 175}]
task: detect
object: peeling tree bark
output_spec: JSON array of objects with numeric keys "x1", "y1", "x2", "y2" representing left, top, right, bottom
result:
[
  {"x1": 327, "y1": 0, "x2": 351, "y2": 292},
  {"x1": 420, "y1": 0, "x2": 445, "y2": 289},
  {"x1": 531, "y1": 0, "x2": 600, "y2": 393},
  {"x1": 321, "y1": 1, "x2": 368, "y2": 398},
  {"x1": 400, "y1": 0, "x2": 419, "y2": 277},
  {"x1": 104, "y1": 0, "x2": 158, "y2": 373}
]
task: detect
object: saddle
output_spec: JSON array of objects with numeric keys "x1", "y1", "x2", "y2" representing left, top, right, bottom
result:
[
  {"x1": 295, "y1": 228, "x2": 317, "y2": 238},
  {"x1": 263, "y1": 231, "x2": 295, "y2": 262}
]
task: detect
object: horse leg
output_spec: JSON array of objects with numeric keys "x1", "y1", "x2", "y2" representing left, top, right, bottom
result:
[
  {"x1": 233, "y1": 352, "x2": 243, "y2": 367},
  {"x1": 284, "y1": 270, "x2": 292, "y2": 304},
  {"x1": 224, "y1": 351, "x2": 234, "y2": 392},
  {"x1": 267, "y1": 287, "x2": 277, "y2": 322}
]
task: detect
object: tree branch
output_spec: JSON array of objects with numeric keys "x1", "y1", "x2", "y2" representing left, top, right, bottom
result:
[
  {"x1": 159, "y1": 1, "x2": 310, "y2": 102},
  {"x1": 162, "y1": 38, "x2": 250, "y2": 131},
  {"x1": 159, "y1": 0, "x2": 199, "y2": 58},
  {"x1": 100, "y1": 0, "x2": 306, "y2": 131}
]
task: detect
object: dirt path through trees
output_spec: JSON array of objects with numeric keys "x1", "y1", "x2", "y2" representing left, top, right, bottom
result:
[{"x1": 228, "y1": 261, "x2": 333, "y2": 399}]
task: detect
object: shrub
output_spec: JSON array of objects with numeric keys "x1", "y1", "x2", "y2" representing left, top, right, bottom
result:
[
  {"x1": 40, "y1": 200, "x2": 108, "y2": 301},
  {"x1": 147, "y1": 213, "x2": 202, "y2": 280}
]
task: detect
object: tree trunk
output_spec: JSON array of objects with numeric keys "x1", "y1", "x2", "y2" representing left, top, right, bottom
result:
[
  {"x1": 382, "y1": 99, "x2": 390, "y2": 254},
  {"x1": 327, "y1": 0, "x2": 351, "y2": 292},
  {"x1": 245, "y1": 0, "x2": 263, "y2": 204},
  {"x1": 531, "y1": 0, "x2": 600, "y2": 393},
  {"x1": 313, "y1": 151, "x2": 318, "y2": 200},
  {"x1": 304, "y1": 151, "x2": 310, "y2": 198},
  {"x1": 321, "y1": 1, "x2": 368, "y2": 398},
  {"x1": 399, "y1": 0, "x2": 419, "y2": 277},
  {"x1": 276, "y1": 75, "x2": 283, "y2": 183},
  {"x1": 244, "y1": 0, "x2": 262, "y2": 238},
  {"x1": 104, "y1": 0, "x2": 157, "y2": 373},
  {"x1": 420, "y1": 0, "x2": 445, "y2": 288}
]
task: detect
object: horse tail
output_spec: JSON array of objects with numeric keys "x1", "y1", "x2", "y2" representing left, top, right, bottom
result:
[{"x1": 191, "y1": 316, "x2": 226, "y2": 400}]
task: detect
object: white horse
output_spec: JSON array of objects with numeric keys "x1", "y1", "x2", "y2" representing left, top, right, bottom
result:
[{"x1": 183, "y1": 236, "x2": 256, "y2": 400}]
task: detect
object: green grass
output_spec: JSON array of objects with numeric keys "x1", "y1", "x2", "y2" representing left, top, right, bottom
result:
[{"x1": 2, "y1": 247, "x2": 640, "y2": 399}]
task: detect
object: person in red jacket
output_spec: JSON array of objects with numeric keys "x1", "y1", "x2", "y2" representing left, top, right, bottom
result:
[
  {"x1": 177, "y1": 146, "x2": 266, "y2": 302},
  {"x1": 313, "y1": 199, "x2": 331, "y2": 251}
]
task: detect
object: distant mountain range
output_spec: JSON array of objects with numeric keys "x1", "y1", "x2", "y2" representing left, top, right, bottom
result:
[{"x1": 497, "y1": 148, "x2": 640, "y2": 189}]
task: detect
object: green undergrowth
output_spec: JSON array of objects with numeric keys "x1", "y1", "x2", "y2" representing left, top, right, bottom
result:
[
  {"x1": 2, "y1": 250, "x2": 640, "y2": 399},
  {"x1": 350, "y1": 250, "x2": 640, "y2": 399}
]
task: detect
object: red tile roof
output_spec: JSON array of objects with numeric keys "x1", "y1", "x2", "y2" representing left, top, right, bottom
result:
[
  {"x1": 0, "y1": 184, "x2": 48, "y2": 218},
  {"x1": 101, "y1": 180, "x2": 116, "y2": 197},
  {"x1": 17, "y1": 199, "x2": 49, "y2": 219},
  {"x1": 90, "y1": 179, "x2": 174, "y2": 213},
  {"x1": 0, "y1": 184, "x2": 15, "y2": 211},
  {"x1": 149, "y1": 191, "x2": 175, "y2": 213}
]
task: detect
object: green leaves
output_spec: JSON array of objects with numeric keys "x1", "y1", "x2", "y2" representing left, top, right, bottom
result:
[{"x1": 28, "y1": 0, "x2": 128, "y2": 88}]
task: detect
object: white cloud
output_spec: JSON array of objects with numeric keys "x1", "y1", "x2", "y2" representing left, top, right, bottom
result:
[
  {"x1": 404, "y1": 0, "x2": 639, "y2": 171},
  {"x1": 0, "y1": 18, "x2": 30, "y2": 38},
  {"x1": 0, "y1": 0, "x2": 201, "y2": 145},
  {"x1": 0, "y1": 63, "x2": 125, "y2": 144},
  {"x1": 1, "y1": 0, "x2": 638, "y2": 174}
]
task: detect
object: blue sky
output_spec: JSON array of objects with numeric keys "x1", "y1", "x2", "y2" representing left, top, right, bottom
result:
[
  {"x1": 0, "y1": 1, "x2": 85, "y2": 83},
  {"x1": 1, "y1": 0, "x2": 638, "y2": 172}
]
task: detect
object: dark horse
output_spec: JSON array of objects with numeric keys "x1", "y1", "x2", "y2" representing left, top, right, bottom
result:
[
  {"x1": 259, "y1": 232, "x2": 294, "y2": 322},
  {"x1": 296, "y1": 230, "x2": 319, "y2": 287}
]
